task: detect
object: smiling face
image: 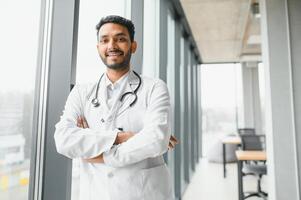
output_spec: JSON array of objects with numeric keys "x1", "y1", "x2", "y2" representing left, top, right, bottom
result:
[{"x1": 97, "y1": 23, "x2": 137, "y2": 70}]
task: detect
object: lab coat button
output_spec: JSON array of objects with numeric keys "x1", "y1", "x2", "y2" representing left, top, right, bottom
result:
[
  {"x1": 101, "y1": 118, "x2": 105, "y2": 123},
  {"x1": 107, "y1": 172, "x2": 114, "y2": 178}
]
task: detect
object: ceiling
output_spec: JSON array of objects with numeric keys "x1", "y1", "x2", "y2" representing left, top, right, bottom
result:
[{"x1": 180, "y1": 0, "x2": 261, "y2": 63}]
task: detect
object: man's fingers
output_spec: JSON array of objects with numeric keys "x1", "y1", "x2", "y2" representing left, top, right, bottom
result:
[
  {"x1": 168, "y1": 142, "x2": 175, "y2": 149},
  {"x1": 171, "y1": 135, "x2": 178, "y2": 143},
  {"x1": 77, "y1": 118, "x2": 83, "y2": 128},
  {"x1": 82, "y1": 117, "x2": 89, "y2": 128},
  {"x1": 170, "y1": 135, "x2": 179, "y2": 144},
  {"x1": 80, "y1": 118, "x2": 84, "y2": 127},
  {"x1": 167, "y1": 135, "x2": 179, "y2": 151},
  {"x1": 77, "y1": 117, "x2": 88, "y2": 128},
  {"x1": 76, "y1": 116, "x2": 89, "y2": 129}
]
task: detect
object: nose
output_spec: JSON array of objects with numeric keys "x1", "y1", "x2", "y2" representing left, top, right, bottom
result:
[{"x1": 107, "y1": 38, "x2": 117, "y2": 49}]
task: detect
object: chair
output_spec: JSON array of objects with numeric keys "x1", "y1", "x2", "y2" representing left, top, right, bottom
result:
[
  {"x1": 241, "y1": 134, "x2": 264, "y2": 151},
  {"x1": 240, "y1": 134, "x2": 268, "y2": 199},
  {"x1": 238, "y1": 128, "x2": 256, "y2": 136},
  {"x1": 242, "y1": 164, "x2": 268, "y2": 199}
]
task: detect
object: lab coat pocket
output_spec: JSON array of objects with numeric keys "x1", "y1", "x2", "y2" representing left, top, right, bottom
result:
[
  {"x1": 142, "y1": 164, "x2": 173, "y2": 200},
  {"x1": 108, "y1": 169, "x2": 143, "y2": 200}
]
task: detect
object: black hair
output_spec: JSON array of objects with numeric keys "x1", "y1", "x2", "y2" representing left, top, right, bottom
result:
[{"x1": 96, "y1": 15, "x2": 135, "y2": 42}]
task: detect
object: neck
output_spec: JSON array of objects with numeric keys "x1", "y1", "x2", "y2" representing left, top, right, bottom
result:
[{"x1": 106, "y1": 67, "x2": 130, "y2": 83}]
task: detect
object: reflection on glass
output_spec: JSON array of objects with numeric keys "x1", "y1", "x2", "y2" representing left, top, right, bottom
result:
[
  {"x1": 73, "y1": 1, "x2": 127, "y2": 199},
  {"x1": 0, "y1": 1, "x2": 41, "y2": 200}
]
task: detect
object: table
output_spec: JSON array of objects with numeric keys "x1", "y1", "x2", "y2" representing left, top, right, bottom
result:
[
  {"x1": 236, "y1": 150, "x2": 267, "y2": 200},
  {"x1": 222, "y1": 136, "x2": 241, "y2": 178}
]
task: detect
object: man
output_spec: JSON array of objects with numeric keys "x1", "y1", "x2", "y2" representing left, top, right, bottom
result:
[{"x1": 54, "y1": 15, "x2": 177, "y2": 200}]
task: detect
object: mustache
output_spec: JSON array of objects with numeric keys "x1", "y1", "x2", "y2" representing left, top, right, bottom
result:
[{"x1": 106, "y1": 49, "x2": 124, "y2": 55}]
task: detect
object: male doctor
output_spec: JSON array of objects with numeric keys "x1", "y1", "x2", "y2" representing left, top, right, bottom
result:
[{"x1": 54, "y1": 15, "x2": 178, "y2": 200}]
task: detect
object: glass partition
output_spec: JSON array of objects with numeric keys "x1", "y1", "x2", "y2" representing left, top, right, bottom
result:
[{"x1": 0, "y1": 1, "x2": 41, "y2": 199}]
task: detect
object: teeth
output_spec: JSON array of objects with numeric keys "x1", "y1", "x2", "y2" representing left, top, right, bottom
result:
[
  {"x1": 107, "y1": 51, "x2": 122, "y2": 56},
  {"x1": 109, "y1": 53, "x2": 119, "y2": 56}
]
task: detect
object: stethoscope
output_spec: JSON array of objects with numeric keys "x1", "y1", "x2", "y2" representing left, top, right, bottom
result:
[{"x1": 91, "y1": 70, "x2": 141, "y2": 108}]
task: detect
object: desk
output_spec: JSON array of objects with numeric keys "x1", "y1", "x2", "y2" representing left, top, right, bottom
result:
[
  {"x1": 236, "y1": 150, "x2": 267, "y2": 200},
  {"x1": 222, "y1": 136, "x2": 241, "y2": 178}
]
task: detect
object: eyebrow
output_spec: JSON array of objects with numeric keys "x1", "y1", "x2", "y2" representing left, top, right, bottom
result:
[{"x1": 100, "y1": 32, "x2": 128, "y2": 39}]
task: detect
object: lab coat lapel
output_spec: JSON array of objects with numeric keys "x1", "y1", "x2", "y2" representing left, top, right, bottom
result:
[
  {"x1": 96, "y1": 77, "x2": 110, "y2": 115},
  {"x1": 116, "y1": 71, "x2": 140, "y2": 116},
  {"x1": 85, "y1": 78, "x2": 111, "y2": 129}
]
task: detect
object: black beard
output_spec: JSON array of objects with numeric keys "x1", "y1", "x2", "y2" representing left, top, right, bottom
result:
[{"x1": 101, "y1": 51, "x2": 132, "y2": 70}]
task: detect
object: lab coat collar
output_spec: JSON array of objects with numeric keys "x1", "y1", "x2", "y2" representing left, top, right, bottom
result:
[
  {"x1": 127, "y1": 69, "x2": 140, "y2": 85},
  {"x1": 101, "y1": 69, "x2": 133, "y2": 114},
  {"x1": 104, "y1": 70, "x2": 130, "y2": 90}
]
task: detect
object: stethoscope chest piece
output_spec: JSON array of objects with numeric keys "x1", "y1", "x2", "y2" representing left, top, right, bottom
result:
[{"x1": 91, "y1": 98, "x2": 100, "y2": 107}]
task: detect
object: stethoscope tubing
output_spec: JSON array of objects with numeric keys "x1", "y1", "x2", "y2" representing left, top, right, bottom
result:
[{"x1": 91, "y1": 70, "x2": 141, "y2": 108}]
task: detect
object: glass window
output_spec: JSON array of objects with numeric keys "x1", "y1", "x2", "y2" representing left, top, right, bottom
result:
[
  {"x1": 142, "y1": 0, "x2": 158, "y2": 78},
  {"x1": 0, "y1": 1, "x2": 41, "y2": 200},
  {"x1": 76, "y1": 0, "x2": 129, "y2": 84},
  {"x1": 201, "y1": 64, "x2": 240, "y2": 156},
  {"x1": 73, "y1": 1, "x2": 130, "y2": 199}
]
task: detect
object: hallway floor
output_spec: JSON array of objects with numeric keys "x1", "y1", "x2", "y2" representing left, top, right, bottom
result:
[{"x1": 182, "y1": 158, "x2": 268, "y2": 200}]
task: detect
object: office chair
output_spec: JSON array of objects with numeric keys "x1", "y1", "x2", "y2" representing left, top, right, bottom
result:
[
  {"x1": 241, "y1": 134, "x2": 264, "y2": 151},
  {"x1": 242, "y1": 163, "x2": 268, "y2": 199},
  {"x1": 240, "y1": 134, "x2": 268, "y2": 199},
  {"x1": 237, "y1": 128, "x2": 256, "y2": 136}
]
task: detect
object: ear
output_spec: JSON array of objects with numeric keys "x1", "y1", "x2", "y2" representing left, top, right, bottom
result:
[{"x1": 131, "y1": 41, "x2": 137, "y2": 54}]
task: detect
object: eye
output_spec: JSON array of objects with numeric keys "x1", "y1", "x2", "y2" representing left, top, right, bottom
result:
[
  {"x1": 100, "y1": 38, "x2": 108, "y2": 44},
  {"x1": 118, "y1": 37, "x2": 127, "y2": 42}
]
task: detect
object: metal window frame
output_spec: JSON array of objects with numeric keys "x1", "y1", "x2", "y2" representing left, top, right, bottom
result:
[
  {"x1": 173, "y1": 15, "x2": 183, "y2": 200},
  {"x1": 183, "y1": 37, "x2": 191, "y2": 184},
  {"x1": 130, "y1": 0, "x2": 144, "y2": 74}
]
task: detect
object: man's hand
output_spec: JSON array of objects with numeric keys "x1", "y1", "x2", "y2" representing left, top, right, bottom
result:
[
  {"x1": 77, "y1": 116, "x2": 104, "y2": 163},
  {"x1": 84, "y1": 154, "x2": 104, "y2": 163},
  {"x1": 114, "y1": 132, "x2": 179, "y2": 150},
  {"x1": 76, "y1": 116, "x2": 89, "y2": 129},
  {"x1": 114, "y1": 131, "x2": 135, "y2": 144},
  {"x1": 168, "y1": 135, "x2": 179, "y2": 150}
]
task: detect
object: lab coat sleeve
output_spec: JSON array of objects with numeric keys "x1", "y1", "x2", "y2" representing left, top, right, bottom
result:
[
  {"x1": 103, "y1": 80, "x2": 171, "y2": 167},
  {"x1": 54, "y1": 84, "x2": 118, "y2": 159}
]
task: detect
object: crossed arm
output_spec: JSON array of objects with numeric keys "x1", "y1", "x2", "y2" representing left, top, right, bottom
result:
[
  {"x1": 54, "y1": 82, "x2": 179, "y2": 166},
  {"x1": 76, "y1": 117, "x2": 179, "y2": 164}
]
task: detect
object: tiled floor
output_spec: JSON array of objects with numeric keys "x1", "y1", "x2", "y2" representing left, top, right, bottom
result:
[{"x1": 182, "y1": 158, "x2": 268, "y2": 200}]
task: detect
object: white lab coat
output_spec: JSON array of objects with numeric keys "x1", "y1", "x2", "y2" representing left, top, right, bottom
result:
[{"x1": 54, "y1": 70, "x2": 174, "y2": 200}]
